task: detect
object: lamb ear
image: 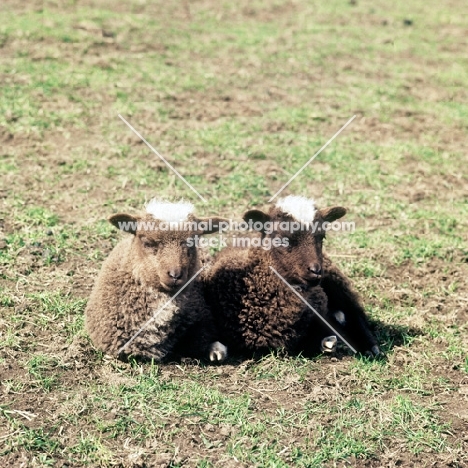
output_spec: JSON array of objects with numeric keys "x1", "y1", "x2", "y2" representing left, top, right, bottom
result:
[
  {"x1": 243, "y1": 210, "x2": 271, "y2": 233},
  {"x1": 194, "y1": 217, "x2": 230, "y2": 235},
  {"x1": 319, "y1": 206, "x2": 347, "y2": 222},
  {"x1": 243, "y1": 209, "x2": 270, "y2": 224},
  {"x1": 108, "y1": 213, "x2": 139, "y2": 234}
]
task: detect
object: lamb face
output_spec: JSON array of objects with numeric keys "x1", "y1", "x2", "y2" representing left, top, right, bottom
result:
[
  {"x1": 108, "y1": 212, "x2": 198, "y2": 291},
  {"x1": 267, "y1": 218, "x2": 325, "y2": 288},
  {"x1": 244, "y1": 196, "x2": 346, "y2": 289},
  {"x1": 109, "y1": 201, "x2": 227, "y2": 292},
  {"x1": 133, "y1": 225, "x2": 198, "y2": 292}
]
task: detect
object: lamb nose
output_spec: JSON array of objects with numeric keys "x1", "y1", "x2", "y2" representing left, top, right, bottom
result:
[
  {"x1": 168, "y1": 269, "x2": 183, "y2": 280},
  {"x1": 308, "y1": 263, "x2": 322, "y2": 276}
]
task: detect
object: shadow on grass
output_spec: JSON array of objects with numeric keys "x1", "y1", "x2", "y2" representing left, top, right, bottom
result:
[
  {"x1": 212, "y1": 319, "x2": 424, "y2": 366},
  {"x1": 372, "y1": 318, "x2": 423, "y2": 351}
]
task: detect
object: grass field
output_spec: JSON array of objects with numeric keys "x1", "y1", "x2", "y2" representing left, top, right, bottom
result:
[{"x1": 1, "y1": 0, "x2": 467, "y2": 466}]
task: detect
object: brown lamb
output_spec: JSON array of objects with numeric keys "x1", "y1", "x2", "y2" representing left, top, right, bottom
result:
[
  {"x1": 85, "y1": 199, "x2": 228, "y2": 362},
  {"x1": 204, "y1": 195, "x2": 380, "y2": 356}
]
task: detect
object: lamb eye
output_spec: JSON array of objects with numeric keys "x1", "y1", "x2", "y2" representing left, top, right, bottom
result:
[
  {"x1": 285, "y1": 237, "x2": 296, "y2": 247},
  {"x1": 142, "y1": 239, "x2": 159, "y2": 249}
]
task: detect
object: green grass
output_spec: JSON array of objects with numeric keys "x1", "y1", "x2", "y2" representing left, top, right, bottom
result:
[{"x1": 0, "y1": 0, "x2": 467, "y2": 465}]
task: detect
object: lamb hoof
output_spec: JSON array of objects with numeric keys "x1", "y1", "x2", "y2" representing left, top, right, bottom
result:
[
  {"x1": 364, "y1": 345, "x2": 383, "y2": 359},
  {"x1": 209, "y1": 341, "x2": 228, "y2": 363},
  {"x1": 321, "y1": 335, "x2": 338, "y2": 354}
]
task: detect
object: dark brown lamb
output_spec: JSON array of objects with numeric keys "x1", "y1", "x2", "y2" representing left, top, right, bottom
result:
[
  {"x1": 204, "y1": 195, "x2": 380, "y2": 356},
  {"x1": 85, "y1": 200, "x2": 228, "y2": 362}
]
